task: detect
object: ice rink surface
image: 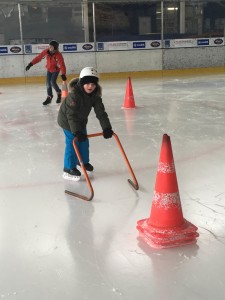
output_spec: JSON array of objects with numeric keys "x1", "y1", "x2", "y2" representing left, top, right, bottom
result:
[{"x1": 0, "y1": 73, "x2": 225, "y2": 299}]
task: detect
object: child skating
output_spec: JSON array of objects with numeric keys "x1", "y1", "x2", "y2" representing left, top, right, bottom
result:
[{"x1": 57, "y1": 67, "x2": 113, "y2": 181}]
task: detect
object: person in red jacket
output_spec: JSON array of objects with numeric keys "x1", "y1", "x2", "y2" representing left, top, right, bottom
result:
[{"x1": 25, "y1": 40, "x2": 67, "y2": 105}]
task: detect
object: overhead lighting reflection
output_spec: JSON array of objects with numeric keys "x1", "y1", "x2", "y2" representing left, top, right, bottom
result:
[{"x1": 167, "y1": 7, "x2": 178, "y2": 11}]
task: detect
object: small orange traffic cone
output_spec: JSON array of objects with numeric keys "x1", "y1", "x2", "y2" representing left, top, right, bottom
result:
[
  {"x1": 61, "y1": 81, "x2": 68, "y2": 101},
  {"x1": 137, "y1": 134, "x2": 199, "y2": 249},
  {"x1": 122, "y1": 77, "x2": 136, "y2": 109}
]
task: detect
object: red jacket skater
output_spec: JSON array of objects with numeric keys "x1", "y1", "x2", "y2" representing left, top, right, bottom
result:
[{"x1": 31, "y1": 48, "x2": 66, "y2": 75}]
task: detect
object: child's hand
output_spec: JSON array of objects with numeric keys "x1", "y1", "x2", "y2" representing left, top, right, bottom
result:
[
  {"x1": 25, "y1": 63, "x2": 33, "y2": 71},
  {"x1": 103, "y1": 128, "x2": 113, "y2": 139},
  {"x1": 75, "y1": 131, "x2": 87, "y2": 142}
]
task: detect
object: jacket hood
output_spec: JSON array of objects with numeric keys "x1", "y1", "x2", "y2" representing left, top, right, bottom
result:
[{"x1": 68, "y1": 78, "x2": 79, "y2": 91}]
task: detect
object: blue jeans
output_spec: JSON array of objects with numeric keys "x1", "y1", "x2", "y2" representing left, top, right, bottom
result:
[
  {"x1": 46, "y1": 71, "x2": 61, "y2": 97},
  {"x1": 63, "y1": 129, "x2": 89, "y2": 170}
]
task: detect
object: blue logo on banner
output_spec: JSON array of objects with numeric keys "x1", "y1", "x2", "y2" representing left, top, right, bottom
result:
[
  {"x1": 63, "y1": 44, "x2": 77, "y2": 51},
  {"x1": 25, "y1": 45, "x2": 32, "y2": 53},
  {"x1": 0, "y1": 47, "x2": 8, "y2": 54},
  {"x1": 98, "y1": 43, "x2": 104, "y2": 51},
  {"x1": 197, "y1": 39, "x2": 209, "y2": 46},
  {"x1": 165, "y1": 40, "x2": 170, "y2": 48},
  {"x1": 133, "y1": 42, "x2": 146, "y2": 49}
]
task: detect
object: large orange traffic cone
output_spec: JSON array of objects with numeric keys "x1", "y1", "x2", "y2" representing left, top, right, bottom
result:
[
  {"x1": 122, "y1": 77, "x2": 136, "y2": 109},
  {"x1": 61, "y1": 81, "x2": 68, "y2": 101},
  {"x1": 137, "y1": 134, "x2": 199, "y2": 249}
]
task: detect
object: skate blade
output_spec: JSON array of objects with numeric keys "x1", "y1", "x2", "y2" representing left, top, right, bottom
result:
[{"x1": 62, "y1": 172, "x2": 81, "y2": 182}]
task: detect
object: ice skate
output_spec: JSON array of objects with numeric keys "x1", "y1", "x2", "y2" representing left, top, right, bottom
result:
[
  {"x1": 78, "y1": 162, "x2": 94, "y2": 172},
  {"x1": 56, "y1": 93, "x2": 61, "y2": 104},
  {"x1": 63, "y1": 167, "x2": 81, "y2": 181},
  {"x1": 43, "y1": 95, "x2": 53, "y2": 105},
  {"x1": 84, "y1": 163, "x2": 94, "y2": 172}
]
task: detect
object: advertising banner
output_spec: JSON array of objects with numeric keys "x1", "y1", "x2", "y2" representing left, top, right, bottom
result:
[{"x1": 0, "y1": 37, "x2": 223, "y2": 55}]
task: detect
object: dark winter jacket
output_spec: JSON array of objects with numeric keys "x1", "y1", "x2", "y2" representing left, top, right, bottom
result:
[
  {"x1": 57, "y1": 78, "x2": 112, "y2": 134},
  {"x1": 31, "y1": 49, "x2": 66, "y2": 74}
]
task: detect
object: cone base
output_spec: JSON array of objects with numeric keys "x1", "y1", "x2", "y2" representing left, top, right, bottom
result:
[
  {"x1": 137, "y1": 218, "x2": 199, "y2": 249},
  {"x1": 137, "y1": 218, "x2": 198, "y2": 236},
  {"x1": 121, "y1": 105, "x2": 136, "y2": 109},
  {"x1": 138, "y1": 231, "x2": 198, "y2": 249}
]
